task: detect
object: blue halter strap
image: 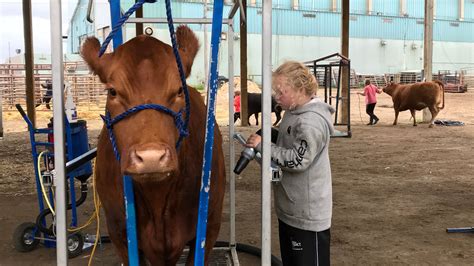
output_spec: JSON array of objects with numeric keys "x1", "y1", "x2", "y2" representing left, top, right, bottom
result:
[{"x1": 100, "y1": 104, "x2": 189, "y2": 162}]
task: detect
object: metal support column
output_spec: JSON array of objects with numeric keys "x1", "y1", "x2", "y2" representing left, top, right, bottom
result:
[
  {"x1": 50, "y1": 0, "x2": 68, "y2": 264},
  {"x1": 227, "y1": 20, "x2": 240, "y2": 265},
  {"x1": 261, "y1": 0, "x2": 272, "y2": 264}
]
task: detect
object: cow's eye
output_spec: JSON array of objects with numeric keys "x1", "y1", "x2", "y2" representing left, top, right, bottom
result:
[{"x1": 107, "y1": 88, "x2": 117, "y2": 97}]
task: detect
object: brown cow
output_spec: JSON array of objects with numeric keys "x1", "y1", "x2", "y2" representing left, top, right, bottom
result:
[
  {"x1": 81, "y1": 26, "x2": 225, "y2": 265},
  {"x1": 383, "y1": 80, "x2": 445, "y2": 128}
]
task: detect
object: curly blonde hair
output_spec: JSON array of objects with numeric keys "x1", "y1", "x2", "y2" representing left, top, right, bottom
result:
[{"x1": 272, "y1": 61, "x2": 318, "y2": 97}]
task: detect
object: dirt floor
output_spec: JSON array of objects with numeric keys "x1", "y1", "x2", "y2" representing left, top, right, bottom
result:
[{"x1": 0, "y1": 88, "x2": 473, "y2": 265}]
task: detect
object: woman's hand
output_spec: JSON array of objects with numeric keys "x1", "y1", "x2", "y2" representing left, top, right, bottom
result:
[{"x1": 245, "y1": 134, "x2": 261, "y2": 148}]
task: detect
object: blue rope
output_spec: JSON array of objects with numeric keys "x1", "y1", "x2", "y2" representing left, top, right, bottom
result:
[
  {"x1": 100, "y1": 104, "x2": 189, "y2": 161},
  {"x1": 165, "y1": 0, "x2": 191, "y2": 146},
  {"x1": 101, "y1": 112, "x2": 122, "y2": 162}
]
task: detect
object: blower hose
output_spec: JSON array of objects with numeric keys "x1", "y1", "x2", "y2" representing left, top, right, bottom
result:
[{"x1": 36, "y1": 182, "x2": 88, "y2": 236}]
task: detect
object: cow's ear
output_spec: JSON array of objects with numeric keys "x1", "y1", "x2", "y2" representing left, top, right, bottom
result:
[
  {"x1": 176, "y1": 25, "x2": 199, "y2": 78},
  {"x1": 80, "y1": 37, "x2": 112, "y2": 83}
]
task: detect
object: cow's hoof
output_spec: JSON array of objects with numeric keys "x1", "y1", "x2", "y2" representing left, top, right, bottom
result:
[
  {"x1": 413, "y1": 124, "x2": 417, "y2": 127},
  {"x1": 429, "y1": 124, "x2": 434, "y2": 128}
]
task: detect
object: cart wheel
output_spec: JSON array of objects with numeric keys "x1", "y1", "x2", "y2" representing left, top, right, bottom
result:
[
  {"x1": 67, "y1": 232, "x2": 84, "y2": 258},
  {"x1": 13, "y1": 222, "x2": 40, "y2": 252}
]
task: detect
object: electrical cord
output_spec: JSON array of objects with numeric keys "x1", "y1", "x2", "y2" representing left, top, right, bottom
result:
[
  {"x1": 37, "y1": 151, "x2": 98, "y2": 235},
  {"x1": 88, "y1": 158, "x2": 101, "y2": 266},
  {"x1": 37, "y1": 151, "x2": 56, "y2": 216}
]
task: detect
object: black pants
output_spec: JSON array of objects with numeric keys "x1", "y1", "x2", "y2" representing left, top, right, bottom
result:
[
  {"x1": 366, "y1": 103, "x2": 378, "y2": 124},
  {"x1": 279, "y1": 220, "x2": 331, "y2": 266},
  {"x1": 234, "y1": 112, "x2": 240, "y2": 123}
]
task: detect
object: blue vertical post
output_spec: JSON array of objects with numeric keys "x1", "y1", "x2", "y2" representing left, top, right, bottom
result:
[
  {"x1": 109, "y1": 0, "x2": 123, "y2": 50},
  {"x1": 108, "y1": 1, "x2": 139, "y2": 265},
  {"x1": 123, "y1": 175, "x2": 139, "y2": 265},
  {"x1": 194, "y1": 0, "x2": 224, "y2": 265}
]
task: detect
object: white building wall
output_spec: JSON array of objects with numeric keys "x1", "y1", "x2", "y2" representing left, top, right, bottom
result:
[{"x1": 120, "y1": 27, "x2": 474, "y2": 85}]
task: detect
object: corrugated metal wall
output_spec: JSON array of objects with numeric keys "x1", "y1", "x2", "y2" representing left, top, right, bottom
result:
[
  {"x1": 437, "y1": 0, "x2": 458, "y2": 20},
  {"x1": 68, "y1": 0, "x2": 474, "y2": 47},
  {"x1": 298, "y1": 0, "x2": 333, "y2": 12},
  {"x1": 373, "y1": 0, "x2": 400, "y2": 16},
  {"x1": 464, "y1": 0, "x2": 474, "y2": 20},
  {"x1": 350, "y1": 0, "x2": 367, "y2": 15},
  {"x1": 405, "y1": 0, "x2": 424, "y2": 18},
  {"x1": 69, "y1": 0, "x2": 474, "y2": 51},
  {"x1": 68, "y1": 0, "x2": 95, "y2": 54}
]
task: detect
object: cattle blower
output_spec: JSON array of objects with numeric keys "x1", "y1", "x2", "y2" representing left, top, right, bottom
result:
[{"x1": 233, "y1": 128, "x2": 281, "y2": 182}]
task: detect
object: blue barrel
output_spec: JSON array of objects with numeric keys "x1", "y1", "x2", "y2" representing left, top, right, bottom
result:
[
  {"x1": 47, "y1": 120, "x2": 93, "y2": 182},
  {"x1": 68, "y1": 120, "x2": 93, "y2": 182}
]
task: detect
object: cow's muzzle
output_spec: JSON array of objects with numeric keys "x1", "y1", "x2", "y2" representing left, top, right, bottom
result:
[{"x1": 123, "y1": 143, "x2": 178, "y2": 176}]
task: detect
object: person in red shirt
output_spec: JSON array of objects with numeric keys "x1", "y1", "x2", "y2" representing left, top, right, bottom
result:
[
  {"x1": 357, "y1": 79, "x2": 382, "y2": 125},
  {"x1": 233, "y1": 90, "x2": 241, "y2": 123}
]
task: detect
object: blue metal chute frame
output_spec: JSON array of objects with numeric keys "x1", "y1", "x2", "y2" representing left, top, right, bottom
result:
[
  {"x1": 15, "y1": 104, "x2": 92, "y2": 247},
  {"x1": 108, "y1": 1, "x2": 140, "y2": 264},
  {"x1": 194, "y1": 0, "x2": 224, "y2": 264},
  {"x1": 107, "y1": 0, "x2": 224, "y2": 265}
]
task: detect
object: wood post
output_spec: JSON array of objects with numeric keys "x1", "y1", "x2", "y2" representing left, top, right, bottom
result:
[
  {"x1": 341, "y1": 0, "x2": 350, "y2": 124},
  {"x1": 23, "y1": 0, "x2": 36, "y2": 128},
  {"x1": 135, "y1": 0, "x2": 143, "y2": 35},
  {"x1": 423, "y1": 0, "x2": 434, "y2": 122},
  {"x1": 240, "y1": 0, "x2": 249, "y2": 126}
]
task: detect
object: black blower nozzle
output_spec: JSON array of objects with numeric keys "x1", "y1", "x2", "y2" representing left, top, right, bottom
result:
[{"x1": 233, "y1": 128, "x2": 279, "y2": 175}]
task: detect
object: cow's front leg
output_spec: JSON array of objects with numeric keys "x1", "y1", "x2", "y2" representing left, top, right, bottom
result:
[
  {"x1": 410, "y1": 109, "x2": 417, "y2": 126},
  {"x1": 393, "y1": 110, "x2": 399, "y2": 125},
  {"x1": 106, "y1": 226, "x2": 130, "y2": 265},
  {"x1": 184, "y1": 238, "x2": 196, "y2": 266}
]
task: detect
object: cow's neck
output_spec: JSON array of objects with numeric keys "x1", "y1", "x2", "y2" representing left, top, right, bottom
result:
[{"x1": 133, "y1": 180, "x2": 175, "y2": 217}]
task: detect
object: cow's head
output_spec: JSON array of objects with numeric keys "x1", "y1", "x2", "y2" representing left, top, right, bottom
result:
[
  {"x1": 382, "y1": 82, "x2": 397, "y2": 96},
  {"x1": 81, "y1": 26, "x2": 199, "y2": 181}
]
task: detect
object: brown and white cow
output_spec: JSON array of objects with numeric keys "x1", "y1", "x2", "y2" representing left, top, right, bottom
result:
[
  {"x1": 383, "y1": 80, "x2": 445, "y2": 128},
  {"x1": 81, "y1": 26, "x2": 225, "y2": 265}
]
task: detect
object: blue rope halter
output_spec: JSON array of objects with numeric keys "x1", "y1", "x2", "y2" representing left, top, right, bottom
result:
[
  {"x1": 97, "y1": 0, "x2": 191, "y2": 162},
  {"x1": 101, "y1": 104, "x2": 188, "y2": 162}
]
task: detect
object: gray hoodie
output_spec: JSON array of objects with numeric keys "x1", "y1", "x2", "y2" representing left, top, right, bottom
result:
[{"x1": 270, "y1": 98, "x2": 335, "y2": 232}]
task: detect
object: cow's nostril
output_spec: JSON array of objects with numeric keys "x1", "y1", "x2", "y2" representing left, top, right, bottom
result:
[{"x1": 130, "y1": 149, "x2": 144, "y2": 164}]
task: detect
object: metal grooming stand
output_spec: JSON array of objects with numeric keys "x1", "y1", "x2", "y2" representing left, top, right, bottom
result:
[
  {"x1": 124, "y1": 7, "x2": 240, "y2": 266},
  {"x1": 305, "y1": 53, "x2": 352, "y2": 138}
]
